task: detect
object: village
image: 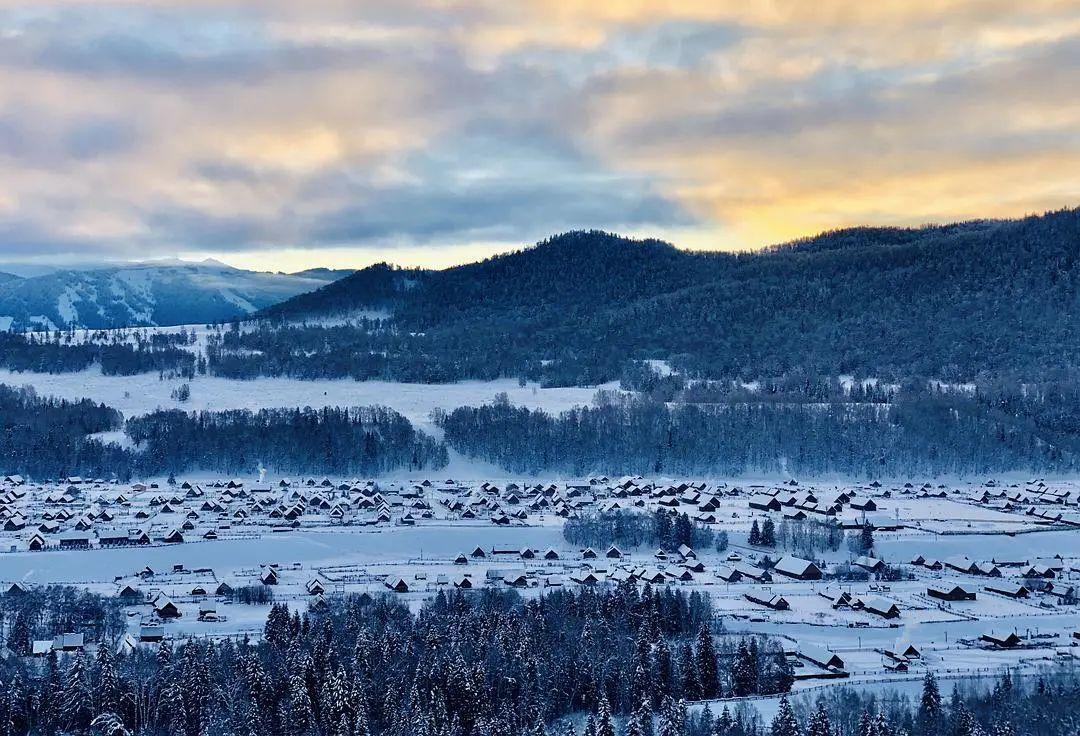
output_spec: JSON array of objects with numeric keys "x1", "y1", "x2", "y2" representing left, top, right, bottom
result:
[{"x1": 1, "y1": 472, "x2": 1079, "y2": 698}]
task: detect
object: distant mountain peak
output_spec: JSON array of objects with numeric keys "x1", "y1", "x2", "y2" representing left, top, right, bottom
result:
[{"x1": 0, "y1": 261, "x2": 347, "y2": 330}]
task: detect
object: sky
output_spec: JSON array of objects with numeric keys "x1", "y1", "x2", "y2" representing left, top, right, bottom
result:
[{"x1": 0, "y1": 1, "x2": 1078, "y2": 273}]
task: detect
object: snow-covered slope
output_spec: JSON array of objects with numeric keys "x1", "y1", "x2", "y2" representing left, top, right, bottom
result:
[{"x1": 0, "y1": 261, "x2": 352, "y2": 330}]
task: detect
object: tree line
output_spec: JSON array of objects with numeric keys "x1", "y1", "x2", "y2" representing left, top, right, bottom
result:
[
  {"x1": 0, "y1": 384, "x2": 446, "y2": 480},
  {"x1": 437, "y1": 383, "x2": 1079, "y2": 477},
  {"x1": 563, "y1": 509, "x2": 716, "y2": 552}
]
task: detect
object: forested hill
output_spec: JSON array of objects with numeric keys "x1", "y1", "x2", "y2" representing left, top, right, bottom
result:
[{"x1": 254, "y1": 208, "x2": 1080, "y2": 382}]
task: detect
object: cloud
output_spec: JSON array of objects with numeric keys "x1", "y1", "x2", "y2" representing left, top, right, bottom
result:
[{"x1": 0, "y1": 1, "x2": 1076, "y2": 266}]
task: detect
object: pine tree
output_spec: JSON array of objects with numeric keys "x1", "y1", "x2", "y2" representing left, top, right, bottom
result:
[
  {"x1": 678, "y1": 643, "x2": 700, "y2": 701},
  {"x1": 859, "y1": 524, "x2": 875, "y2": 554},
  {"x1": 91, "y1": 711, "x2": 132, "y2": 736},
  {"x1": 761, "y1": 518, "x2": 776, "y2": 547},
  {"x1": 657, "y1": 698, "x2": 686, "y2": 736},
  {"x1": 62, "y1": 649, "x2": 94, "y2": 732},
  {"x1": 714, "y1": 706, "x2": 734, "y2": 736},
  {"x1": 696, "y1": 628, "x2": 720, "y2": 699},
  {"x1": 918, "y1": 671, "x2": 942, "y2": 736},
  {"x1": 873, "y1": 710, "x2": 893, "y2": 736},
  {"x1": 858, "y1": 709, "x2": 875, "y2": 736},
  {"x1": 97, "y1": 643, "x2": 122, "y2": 717},
  {"x1": 770, "y1": 696, "x2": 799, "y2": 736},
  {"x1": 749, "y1": 521, "x2": 762, "y2": 546},
  {"x1": 596, "y1": 695, "x2": 616, "y2": 736},
  {"x1": 633, "y1": 700, "x2": 655, "y2": 736},
  {"x1": 806, "y1": 702, "x2": 831, "y2": 736}
]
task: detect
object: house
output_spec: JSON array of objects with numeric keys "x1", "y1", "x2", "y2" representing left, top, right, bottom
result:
[
  {"x1": 980, "y1": 631, "x2": 1022, "y2": 648},
  {"x1": 854, "y1": 556, "x2": 885, "y2": 574},
  {"x1": 819, "y1": 586, "x2": 852, "y2": 608},
  {"x1": 27, "y1": 532, "x2": 46, "y2": 551},
  {"x1": 605, "y1": 544, "x2": 624, "y2": 559},
  {"x1": 51, "y1": 631, "x2": 85, "y2": 648},
  {"x1": 855, "y1": 596, "x2": 900, "y2": 619},
  {"x1": 260, "y1": 568, "x2": 279, "y2": 585},
  {"x1": 736, "y1": 565, "x2": 773, "y2": 583},
  {"x1": 944, "y1": 556, "x2": 979, "y2": 575},
  {"x1": 384, "y1": 577, "x2": 410, "y2": 593},
  {"x1": 452, "y1": 575, "x2": 473, "y2": 589},
  {"x1": 749, "y1": 495, "x2": 782, "y2": 512},
  {"x1": 744, "y1": 591, "x2": 789, "y2": 610},
  {"x1": 1022, "y1": 564, "x2": 1056, "y2": 579},
  {"x1": 985, "y1": 582, "x2": 1029, "y2": 599},
  {"x1": 570, "y1": 571, "x2": 602, "y2": 586},
  {"x1": 714, "y1": 566, "x2": 742, "y2": 583},
  {"x1": 140, "y1": 623, "x2": 165, "y2": 642},
  {"x1": 152, "y1": 594, "x2": 181, "y2": 619},
  {"x1": 116, "y1": 583, "x2": 142, "y2": 601},
  {"x1": 772, "y1": 555, "x2": 823, "y2": 581},
  {"x1": 797, "y1": 644, "x2": 844, "y2": 670},
  {"x1": 850, "y1": 498, "x2": 878, "y2": 511},
  {"x1": 927, "y1": 583, "x2": 976, "y2": 602},
  {"x1": 502, "y1": 572, "x2": 530, "y2": 588},
  {"x1": 58, "y1": 532, "x2": 91, "y2": 549},
  {"x1": 5, "y1": 581, "x2": 30, "y2": 596}
]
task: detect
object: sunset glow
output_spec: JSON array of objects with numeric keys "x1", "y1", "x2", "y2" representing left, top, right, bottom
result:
[{"x1": 0, "y1": 1, "x2": 1077, "y2": 271}]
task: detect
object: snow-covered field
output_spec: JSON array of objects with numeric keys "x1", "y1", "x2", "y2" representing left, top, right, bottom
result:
[{"x1": 0, "y1": 365, "x2": 611, "y2": 433}]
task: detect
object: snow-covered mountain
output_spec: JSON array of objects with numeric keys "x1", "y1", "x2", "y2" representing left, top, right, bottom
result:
[{"x1": 0, "y1": 260, "x2": 353, "y2": 330}]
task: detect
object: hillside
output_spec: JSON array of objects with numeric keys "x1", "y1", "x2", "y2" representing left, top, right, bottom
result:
[
  {"x1": 0, "y1": 260, "x2": 345, "y2": 330},
  {"x1": 252, "y1": 208, "x2": 1080, "y2": 382}
]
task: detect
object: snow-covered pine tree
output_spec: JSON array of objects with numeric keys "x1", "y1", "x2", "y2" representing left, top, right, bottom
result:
[
  {"x1": 770, "y1": 696, "x2": 799, "y2": 736},
  {"x1": 714, "y1": 706, "x2": 734, "y2": 736},
  {"x1": 696, "y1": 627, "x2": 720, "y2": 699},
  {"x1": 806, "y1": 702, "x2": 831, "y2": 736},
  {"x1": 61, "y1": 649, "x2": 94, "y2": 732},
  {"x1": 678, "y1": 643, "x2": 701, "y2": 701},
  {"x1": 583, "y1": 713, "x2": 598, "y2": 736},
  {"x1": 596, "y1": 695, "x2": 616, "y2": 736},
  {"x1": 749, "y1": 520, "x2": 762, "y2": 546},
  {"x1": 917, "y1": 670, "x2": 942, "y2": 735},
  {"x1": 96, "y1": 642, "x2": 122, "y2": 717}
]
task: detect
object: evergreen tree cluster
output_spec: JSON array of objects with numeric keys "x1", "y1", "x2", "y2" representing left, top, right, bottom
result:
[
  {"x1": 0, "y1": 332, "x2": 195, "y2": 378},
  {"x1": 125, "y1": 405, "x2": 448, "y2": 476},
  {"x1": 0, "y1": 585, "x2": 790, "y2": 736},
  {"x1": 0, "y1": 591, "x2": 1070, "y2": 736},
  {"x1": 438, "y1": 387, "x2": 1078, "y2": 477},
  {"x1": 563, "y1": 510, "x2": 715, "y2": 552},
  {"x1": 1, "y1": 585, "x2": 126, "y2": 657},
  {"x1": 0, "y1": 384, "x2": 446, "y2": 480},
  {"x1": 0, "y1": 384, "x2": 132, "y2": 480}
]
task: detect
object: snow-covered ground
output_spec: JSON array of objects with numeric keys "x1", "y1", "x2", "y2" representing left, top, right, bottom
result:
[
  {"x1": 1, "y1": 472, "x2": 1077, "y2": 711},
  {"x1": 0, "y1": 365, "x2": 611, "y2": 433}
]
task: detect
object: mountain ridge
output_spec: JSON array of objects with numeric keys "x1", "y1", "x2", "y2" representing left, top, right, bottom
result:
[
  {"x1": 251, "y1": 207, "x2": 1080, "y2": 382},
  {"x1": 0, "y1": 261, "x2": 349, "y2": 330}
]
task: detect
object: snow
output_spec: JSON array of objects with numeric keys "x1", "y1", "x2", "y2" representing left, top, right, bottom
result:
[
  {"x1": 0, "y1": 526, "x2": 564, "y2": 585},
  {"x1": 0, "y1": 366, "x2": 610, "y2": 432},
  {"x1": 217, "y1": 289, "x2": 257, "y2": 314},
  {"x1": 57, "y1": 287, "x2": 80, "y2": 324}
]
